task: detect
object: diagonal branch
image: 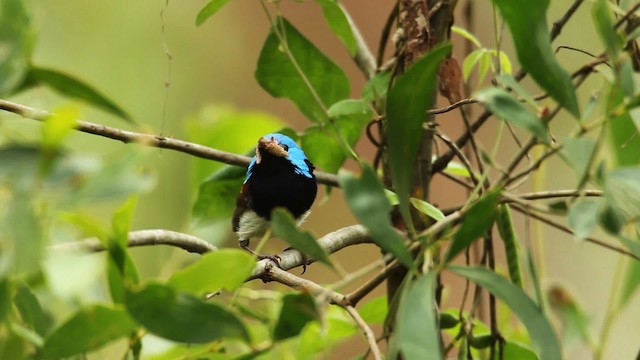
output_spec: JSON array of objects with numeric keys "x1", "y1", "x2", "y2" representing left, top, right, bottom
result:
[{"x1": 0, "y1": 98, "x2": 340, "y2": 187}]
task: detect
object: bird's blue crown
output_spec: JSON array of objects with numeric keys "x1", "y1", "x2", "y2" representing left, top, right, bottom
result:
[{"x1": 244, "y1": 133, "x2": 314, "y2": 183}]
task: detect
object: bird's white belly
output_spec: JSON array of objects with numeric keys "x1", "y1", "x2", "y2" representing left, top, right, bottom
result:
[{"x1": 235, "y1": 209, "x2": 311, "y2": 240}]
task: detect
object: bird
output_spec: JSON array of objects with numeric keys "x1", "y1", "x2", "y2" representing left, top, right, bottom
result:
[{"x1": 232, "y1": 133, "x2": 317, "y2": 266}]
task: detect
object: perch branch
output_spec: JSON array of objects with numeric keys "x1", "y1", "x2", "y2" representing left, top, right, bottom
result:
[
  {"x1": 248, "y1": 225, "x2": 372, "y2": 279},
  {"x1": 0, "y1": 98, "x2": 340, "y2": 187}
]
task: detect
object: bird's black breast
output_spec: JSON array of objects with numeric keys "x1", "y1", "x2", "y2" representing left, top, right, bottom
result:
[{"x1": 245, "y1": 156, "x2": 317, "y2": 220}]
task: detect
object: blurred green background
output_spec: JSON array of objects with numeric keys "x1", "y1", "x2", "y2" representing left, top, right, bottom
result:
[{"x1": 4, "y1": 0, "x2": 640, "y2": 358}]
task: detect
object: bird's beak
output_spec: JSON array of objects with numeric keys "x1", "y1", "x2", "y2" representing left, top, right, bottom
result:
[{"x1": 255, "y1": 136, "x2": 289, "y2": 164}]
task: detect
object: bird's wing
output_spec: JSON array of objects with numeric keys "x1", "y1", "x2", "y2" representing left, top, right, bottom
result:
[{"x1": 232, "y1": 184, "x2": 250, "y2": 232}]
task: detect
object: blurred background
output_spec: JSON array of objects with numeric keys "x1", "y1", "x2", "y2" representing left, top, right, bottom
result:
[{"x1": 5, "y1": 0, "x2": 639, "y2": 358}]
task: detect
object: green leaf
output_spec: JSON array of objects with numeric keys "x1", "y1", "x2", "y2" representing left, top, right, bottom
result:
[
  {"x1": 112, "y1": 196, "x2": 138, "y2": 249},
  {"x1": 168, "y1": 249, "x2": 255, "y2": 294},
  {"x1": 73, "y1": 148, "x2": 154, "y2": 203},
  {"x1": 593, "y1": 0, "x2": 624, "y2": 58},
  {"x1": 445, "y1": 189, "x2": 501, "y2": 263},
  {"x1": 449, "y1": 266, "x2": 561, "y2": 360},
  {"x1": 386, "y1": 42, "x2": 451, "y2": 232},
  {"x1": 314, "y1": 0, "x2": 357, "y2": 55},
  {"x1": 0, "y1": 0, "x2": 34, "y2": 96},
  {"x1": 568, "y1": 199, "x2": 601, "y2": 240},
  {"x1": 396, "y1": 272, "x2": 441, "y2": 360},
  {"x1": 41, "y1": 105, "x2": 79, "y2": 151},
  {"x1": 548, "y1": 285, "x2": 592, "y2": 345},
  {"x1": 604, "y1": 167, "x2": 640, "y2": 223},
  {"x1": 256, "y1": 17, "x2": 349, "y2": 122},
  {"x1": 40, "y1": 305, "x2": 137, "y2": 360},
  {"x1": 3, "y1": 193, "x2": 43, "y2": 276},
  {"x1": 44, "y1": 250, "x2": 104, "y2": 300},
  {"x1": 271, "y1": 208, "x2": 333, "y2": 268},
  {"x1": 0, "y1": 329, "x2": 26, "y2": 360},
  {"x1": 125, "y1": 283, "x2": 250, "y2": 343},
  {"x1": 619, "y1": 260, "x2": 640, "y2": 309},
  {"x1": 475, "y1": 87, "x2": 550, "y2": 144},
  {"x1": 0, "y1": 278, "x2": 12, "y2": 323},
  {"x1": 452, "y1": 26, "x2": 482, "y2": 48},
  {"x1": 339, "y1": 164, "x2": 413, "y2": 268},
  {"x1": 561, "y1": 137, "x2": 597, "y2": 181},
  {"x1": 302, "y1": 99, "x2": 371, "y2": 173},
  {"x1": 362, "y1": 71, "x2": 391, "y2": 102},
  {"x1": 192, "y1": 164, "x2": 245, "y2": 224},
  {"x1": 359, "y1": 295, "x2": 388, "y2": 324},
  {"x1": 273, "y1": 293, "x2": 320, "y2": 341},
  {"x1": 302, "y1": 126, "x2": 345, "y2": 174},
  {"x1": 107, "y1": 197, "x2": 140, "y2": 303},
  {"x1": 492, "y1": 0, "x2": 580, "y2": 117},
  {"x1": 20, "y1": 67, "x2": 132, "y2": 122},
  {"x1": 10, "y1": 322, "x2": 43, "y2": 348},
  {"x1": 462, "y1": 49, "x2": 489, "y2": 82},
  {"x1": 496, "y1": 205, "x2": 523, "y2": 287},
  {"x1": 14, "y1": 282, "x2": 49, "y2": 336},
  {"x1": 607, "y1": 86, "x2": 640, "y2": 166},
  {"x1": 195, "y1": 0, "x2": 232, "y2": 26},
  {"x1": 493, "y1": 342, "x2": 539, "y2": 360},
  {"x1": 410, "y1": 197, "x2": 445, "y2": 221},
  {"x1": 495, "y1": 73, "x2": 538, "y2": 108},
  {"x1": 443, "y1": 160, "x2": 471, "y2": 178},
  {"x1": 185, "y1": 104, "x2": 284, "y2": 186}
]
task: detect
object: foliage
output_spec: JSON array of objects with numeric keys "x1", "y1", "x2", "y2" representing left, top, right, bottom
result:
[{"x1": 1, "y1": 0, "x2": 640, "y2": 359}]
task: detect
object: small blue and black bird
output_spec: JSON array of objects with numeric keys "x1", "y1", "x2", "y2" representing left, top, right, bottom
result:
[{"x1": 232, "y1": 133, "x2": 317, "y2": 264}]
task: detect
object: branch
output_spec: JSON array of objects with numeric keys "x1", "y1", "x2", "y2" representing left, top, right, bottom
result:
[
  {"x1": 510, "y1": 204, "x2": 640, "y2": 261},
  {"x1": 0, "y1": 98, "x2": 340, "y2": 187},
  {"x1": 338, "y1": 2, "x2": 377, "y2": 79},
  {"x1": 256, "y1": 264, "x2": 382, "y2": 359},
  {"x1": 248, "y1": 225, "x2": 371, "y2": 279},
  {"x1": 346, "y1": 211, "x2": 463, "y2": 305},
  {"x1": 345, "y1": 305, "x2": 383, "y2": 360},
  {"x1": 51, "y1": 229, "x2": 218, "y2": 254}
]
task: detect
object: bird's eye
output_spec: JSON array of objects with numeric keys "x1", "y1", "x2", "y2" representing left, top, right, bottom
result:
[{"x1": 281, "y1": 144, "x2": 289, "y2": 151}]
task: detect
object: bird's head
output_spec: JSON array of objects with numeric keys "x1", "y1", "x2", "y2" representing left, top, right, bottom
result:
[
  {"x1": 255, "y1": 135, "x2": 290, "y2": 164},
  {"x1": 245, "y1": 133, "x2": 315, "y2": 182}
]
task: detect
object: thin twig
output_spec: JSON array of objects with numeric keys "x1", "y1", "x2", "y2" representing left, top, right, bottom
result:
[
  {"x1": 433, "y1": 0, "x2": 589, "y2": 174},
  {"x1": 427, "y1": 98, "x2": 477, "y2": 115},
  {"x1": 434, "y1": 131, "x2": 480, "y2": 186},
  {"x1": 0, "y1": 98, "x2": 340, "y2": 187},
  {"x1": 346, "y1": 211, "x2": 463, "y2": 305},
  {"x1": 510, "y1": 205, "x2": 640, "y2": 260},
  {"x1": 345, "y1": 306, "x2": 384, "y2": 360},
  {"x1": 614, "y1": 2, "x2": 640, "y2": 30}
]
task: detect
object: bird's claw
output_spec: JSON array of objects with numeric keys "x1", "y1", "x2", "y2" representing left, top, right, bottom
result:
[
  {"x1": 240, "y1": 241, "x2": 282, "y2": 268},
  {"x1": 256, "y1": 253, "x2": 282, "y2": 267}
]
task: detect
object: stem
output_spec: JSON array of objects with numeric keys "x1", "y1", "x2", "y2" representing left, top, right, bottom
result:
[{"x1": 0, "y1": 98, "x2": 341, "y2": 187}]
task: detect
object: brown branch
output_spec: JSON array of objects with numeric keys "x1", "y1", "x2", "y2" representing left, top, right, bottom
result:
[
  {"x1": 427, "y1": 98, "x2": 477, "y2": 115},
  {"x1": 346, "y1": 211, "x2": 463, "y2": 305},
  {"x1": 249, "y1": 225, "x2": 371, "y2": 279},
  {"x1": 510, "y1": 205, "x2": 640, "y2": 261},
  {"x1": 51, "y1": 229, "x2": 218, "y2": 254},
  {"x1": 433, "y1": 0, "x2": 589, "y2": 174},
  {"x1": 345, "y1": 306, "x2": 384, "y2": 360},
  {"x1": 338, "y1": 2, "x2": 377, "y2": 79},
  {"x1": 0, "y1": 98, "x2": 340, "y2": 187}
]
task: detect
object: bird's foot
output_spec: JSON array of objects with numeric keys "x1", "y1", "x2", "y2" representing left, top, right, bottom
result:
[
  {"x1": 283, "y1": 247, "x2": 309, "y2": 274},
  {"x1": 240, "y1": 240, "x2": 282, "y2": 267}
]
